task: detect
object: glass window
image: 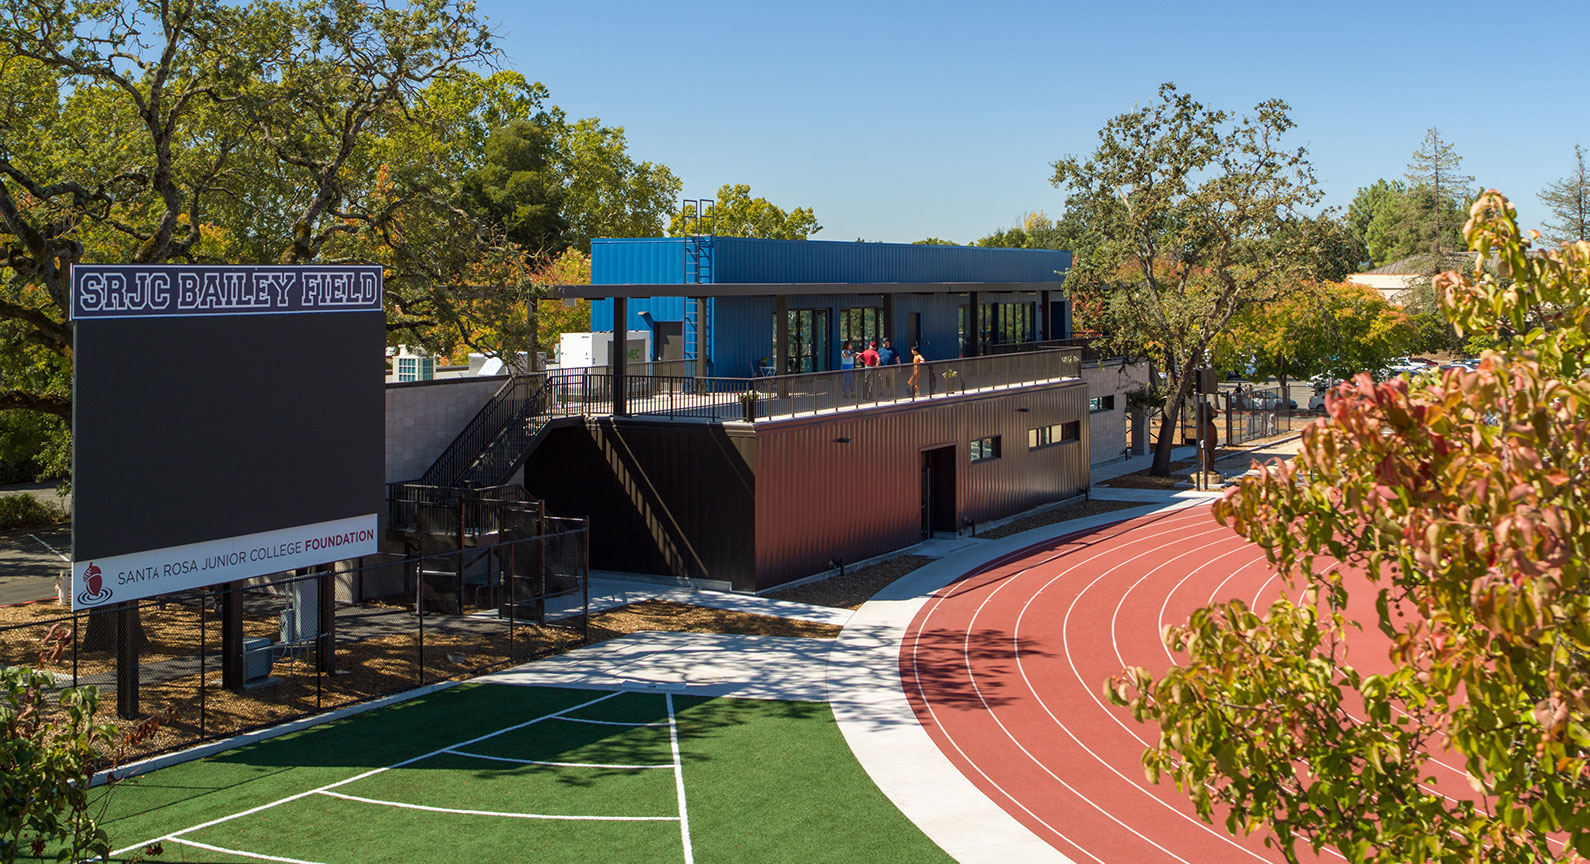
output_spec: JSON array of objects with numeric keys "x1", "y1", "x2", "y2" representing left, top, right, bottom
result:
[
  {"x1": 971, "y1": 436, "x2": 1001, "y2": 462},
  {"x1": 1089, "y1": 395, "x2": 1115, "y2": 413},
  {"x1": 839, "y1": 307, "x2": 883, "y2": 348},
  {"x1": 772, "y1": 308, "x2": 832, "y2": 373},
  {"x1": 1061, "y1": 420, "x2": 1081, "y2": 442}
]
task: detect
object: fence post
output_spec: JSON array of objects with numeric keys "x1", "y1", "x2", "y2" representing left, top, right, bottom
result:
[
  {"x1": 115, "y1": 602, "x2": 139, "y2": 720},
  {"x1": 222, "y1": 581, "x2": 244, "y2": 692},
  {"x1": 317, "y1": 565, "x2": 335, "y2": 675},
  {"x1": 582, "y1": 520, "x2": 591, "y2": 643},
  {"x1": 417, "y1": 561, "x2": 426, "y2": 685},
  {"x1": 507, "y1": 541, "x2": 515, "y2": 660},
  {"x1": 199, "y1": 593, "x2": 207, "y2": 739}
]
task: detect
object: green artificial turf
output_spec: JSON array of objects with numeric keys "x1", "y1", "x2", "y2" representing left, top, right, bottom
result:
[{"x1": 79, "y1": 683, "x2": 953, "y2": 864}]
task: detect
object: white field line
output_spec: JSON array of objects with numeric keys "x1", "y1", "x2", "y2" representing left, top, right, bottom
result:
[
  {"x1": 666, "y1": 693, "x2": 695, "y2": 864},
  {"x1": 554, "y1": 715, "x2": 670, "y2": 727},
  {"x1": 109, "y1": 690, "x2": 624, "y2": 858},
  {"x1": 166, "y1": 837, "x2": 328, "y2": 864},
  {"x1": 31, "y1": 533, "x2": 69, "y2": 561},
  {"x1": 443, "y1": 748, "x2": 672, "y2": 770},
  {"x1": 316, "y1": 790, "x2": 677, "y2": 822}
]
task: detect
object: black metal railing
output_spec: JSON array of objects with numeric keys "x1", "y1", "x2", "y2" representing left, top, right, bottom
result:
[
  {"x1": 983, "y1": 337, "x2": 1099, "y2": 364},
  {"x1": 0, "y1": 523, "x2": 590, "y2": 767},
  {"x1": 418, "y1": 374, "x2": 552, "y2": 488},
  {"x1": 386, "y1": 482, "x2": 541, "y2": 538},
  {"x1": 590, "y1": 346, "x2": 1083, "y2": 421}
]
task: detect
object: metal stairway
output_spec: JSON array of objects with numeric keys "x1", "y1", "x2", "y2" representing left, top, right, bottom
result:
[{"x1": 418, "y1": 373, "x2": 572, "y2": 490}]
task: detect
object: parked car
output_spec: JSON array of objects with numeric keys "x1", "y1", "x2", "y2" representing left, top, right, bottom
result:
[{"x1": 1246, "y1": 391, "x2": 1297, "y2": 411}]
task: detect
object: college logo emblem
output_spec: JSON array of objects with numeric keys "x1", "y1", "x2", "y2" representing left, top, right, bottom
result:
[{"x1": 76, "y1": 562, "x2": 113, "y2": 606}]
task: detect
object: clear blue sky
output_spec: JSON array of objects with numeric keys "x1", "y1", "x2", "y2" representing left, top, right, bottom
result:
[{"x1": 478, "y1": 0, "x2": 1585, "y2": 244}]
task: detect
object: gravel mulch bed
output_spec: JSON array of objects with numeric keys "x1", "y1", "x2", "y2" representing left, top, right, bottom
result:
[
  {"x1": 976, "y1": 498, "x2": 1145, "y2": 540},
  {"x1": 767, "y1": 555, "x2": 936, "y2": 610},
  {"x1": 587, "y1": 599, "x2": 841, "y2": 641}
]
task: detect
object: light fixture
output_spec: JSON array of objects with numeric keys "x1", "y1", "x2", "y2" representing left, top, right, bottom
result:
[{"x1": 833, "y1": 437, "x2": 852, "y2": 444}]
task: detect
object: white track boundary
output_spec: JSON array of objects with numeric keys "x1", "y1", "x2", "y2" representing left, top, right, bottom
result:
[{"x1": 829, "y1": 493, "x2": 1210, "y2": 864}]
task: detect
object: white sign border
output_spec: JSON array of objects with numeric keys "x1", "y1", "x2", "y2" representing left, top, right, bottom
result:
[{"x1": 70, "y1": 514, "x2": 379, "y2": 610}]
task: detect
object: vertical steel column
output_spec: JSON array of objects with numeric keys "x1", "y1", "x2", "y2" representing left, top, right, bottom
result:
[
  {"x1": 774, "y1": 294, "x2": 789, "y2": 374},
  {"x1": 317, "y1": 566, "x2": 335, "y2": 675},
  {"x1": 967, "y1": 292, "x2": 982, "y2": 357},
  {"x1": 774, "y1": 294, "x2": 790, "y2": 398},
  {"x1": 221, "y1": 581, "x2": 244, "y2": 692},
  {"x1": 882, "y1": 293, "x2": 896, "y2": 343},
  {"x1": 611, "y1": 296, "x2": 628, "y2": 416},
  {"x1": 1039, "y1": 291, "x2": 1051, "y2": 341},
  {"x1": 115, "y1": 602, "x2": 139, "y2": 719}
]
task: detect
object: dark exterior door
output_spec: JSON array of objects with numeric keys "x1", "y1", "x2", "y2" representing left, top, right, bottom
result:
[
  {"x1": 907, "y1": 313, "x2": 921, "y2": 353},
  {"x1": 655, "y1": 321, "x2": 683, "y2": 361},
  {"x1": 920, "y1": 445, "x2": 957, "y2": 537}
]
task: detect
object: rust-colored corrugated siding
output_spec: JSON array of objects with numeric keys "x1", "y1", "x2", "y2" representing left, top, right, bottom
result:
[{"x1": 753, "y1": 382, "x2": 1088, "y2": 589}]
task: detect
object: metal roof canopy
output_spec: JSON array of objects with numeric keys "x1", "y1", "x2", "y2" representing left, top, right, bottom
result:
[{"x1": 545, "y1": 281, "x2": 1066, "y2": 301}]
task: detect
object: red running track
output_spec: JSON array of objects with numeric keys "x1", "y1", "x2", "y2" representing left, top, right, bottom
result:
[{"x1": 900, "y1": 504, "x2": 1357, "y2": 864}]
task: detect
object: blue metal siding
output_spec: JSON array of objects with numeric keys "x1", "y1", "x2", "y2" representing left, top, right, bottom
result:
[
  {"x1": 708, "y1": 296, "x2": 775, "y2": 377},
  {"x1": 591, "y1": 296, "x2": 687, "y2": 332},
  {"x1": 592, "y1": 237, "x2": 1070, "y2": 285}
]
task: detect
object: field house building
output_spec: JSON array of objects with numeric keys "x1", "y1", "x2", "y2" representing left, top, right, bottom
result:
[{"x1": 385, "y1": 237, "x2": 1146, "y2": 593}]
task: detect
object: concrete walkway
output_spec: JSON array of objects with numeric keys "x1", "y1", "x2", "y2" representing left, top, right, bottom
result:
[{"x1": 476, "y1": 630, "x2": 833, "y2": 701}]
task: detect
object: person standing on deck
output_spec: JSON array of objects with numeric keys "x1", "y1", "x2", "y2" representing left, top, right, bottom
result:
[
  {"x1": 877, "y1": 338, "x2": 901, "y2": 398},
  {"x1": 840, "y1": 340, "x2": 856, "y2": 399},
  {"x1": 859, "y1": 341, "x2": 880, "y2": 400}
]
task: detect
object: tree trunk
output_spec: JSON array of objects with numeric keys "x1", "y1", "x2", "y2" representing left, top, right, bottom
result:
[{"x1": 1150, "y1": 371, "x2": 1198, "y2": 476}]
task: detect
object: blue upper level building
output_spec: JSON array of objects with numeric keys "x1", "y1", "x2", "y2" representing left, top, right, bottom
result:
[{"x1": 586, "y1": 237, "x2": 1073, "y2": 378}]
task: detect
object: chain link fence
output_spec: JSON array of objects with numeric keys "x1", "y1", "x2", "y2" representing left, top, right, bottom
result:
[{"x1": 0, "y1": 522, "x2": 588, "y2": 766}]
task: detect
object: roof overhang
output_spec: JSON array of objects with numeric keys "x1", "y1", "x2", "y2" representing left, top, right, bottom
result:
[{"x1": 545, "y1": 281, "x2": 1067, "y2": 300}]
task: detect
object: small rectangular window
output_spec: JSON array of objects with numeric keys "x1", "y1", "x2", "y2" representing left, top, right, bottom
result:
[
  {"x1": 1027, "y1": 425, "x2": 1054, "y2": 449},
  {"x1": 1060, "y1": 421, "x2": 1081, "y2": 442},
  {"x1": 1089, "y1": 395, "x2": 1115, "y2": 413},
  {"x1": 971, "y1": 435, "x2": 1001, "y2": 462}
]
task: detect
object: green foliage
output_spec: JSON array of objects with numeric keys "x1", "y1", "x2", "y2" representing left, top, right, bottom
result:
[
  {"x1": 1539, "y1": 144, "x2": 1588, "y2": 245},
  {"x1": 1114, "y1": 191, "x2": 1590, "y2": 863},
  {"x1": 0, "y1": 2, "x2": 685, "y2": 428},
  {"x1": 911, "y1": 237, "x2": 956, "y2": 245},
  {"x1": 1215, "y1": 281, "x2": 1417, "y2": 387},
  {"x1": 1, "y1": 665, "x2": 118, "y2": 862},
  {"x1": 553, "y1": 112, "x2": 681, "y2": 248},
  {"x1": 1051, "y1": 82, "x2": 1326, "y2": 475},
  {"x1": 668, "y1": 184, "x2": 820, "y2": 240},
  {"x1": 462, "y1": 120, "x2": 567, "y2": 255},
  {"x1": 0, "y1": 493, "x2": 66, "y2": 532}
]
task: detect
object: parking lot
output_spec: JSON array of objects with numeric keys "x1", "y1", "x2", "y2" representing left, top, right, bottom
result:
[{"x1": 0, "y1": 524, "x2": 70, "y2": 606}]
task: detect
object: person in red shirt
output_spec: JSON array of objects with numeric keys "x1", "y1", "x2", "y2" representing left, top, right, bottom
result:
[{"x1": 859, "y1": 341, "x2": 880, "y2": 399}]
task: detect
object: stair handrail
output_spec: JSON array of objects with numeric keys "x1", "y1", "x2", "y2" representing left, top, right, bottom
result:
[{"x1": 418, "y1": 372, "x2": 550, "y2": 488}]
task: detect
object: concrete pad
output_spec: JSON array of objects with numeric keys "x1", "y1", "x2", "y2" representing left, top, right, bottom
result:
[{"x1": 477, "y1": 630, "x2": 834, "y2": 701}]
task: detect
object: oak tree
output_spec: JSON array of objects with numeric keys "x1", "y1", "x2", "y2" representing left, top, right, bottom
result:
[{"x1": 1052, "y1": 83, "x2": 1328, "y2": 476}]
